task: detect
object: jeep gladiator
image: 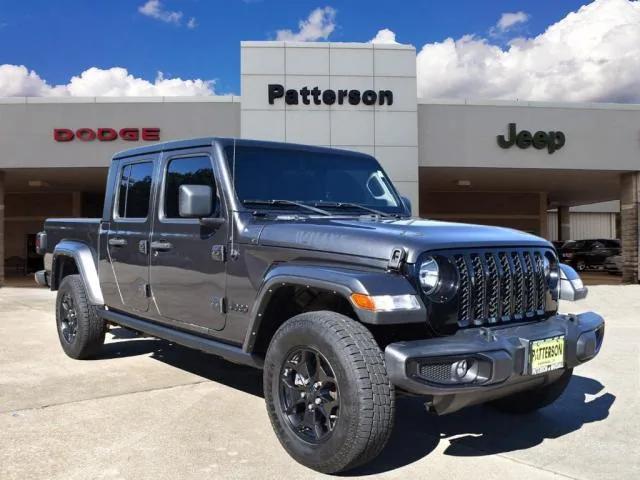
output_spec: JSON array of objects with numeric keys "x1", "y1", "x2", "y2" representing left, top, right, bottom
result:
[{"x1": 36, "y1": 137, "x2": 605, "y2": 474}]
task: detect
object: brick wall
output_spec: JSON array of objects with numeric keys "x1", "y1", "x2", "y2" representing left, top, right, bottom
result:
[
  {"x1": 620, "y1": 172, "x2": 639, "y2": 283},
  {"x1": 0, "y1": 171, "x2": 4, "y2": 286}
]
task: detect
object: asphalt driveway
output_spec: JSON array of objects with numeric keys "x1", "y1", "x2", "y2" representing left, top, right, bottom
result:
[{"x1": 1, "y1": 285, "x2": 638, "y2": 480}]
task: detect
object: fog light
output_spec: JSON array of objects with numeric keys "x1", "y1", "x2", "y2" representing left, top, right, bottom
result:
[
  {"x1": 454, "y1": 359, "x2": 469, "y2": 379},
  {"x1": 417, "y1": 358, "x2": 484, "y2": 385},
  {"x1": 452, "y1": 358, "x2": 478, "y2": 383}
]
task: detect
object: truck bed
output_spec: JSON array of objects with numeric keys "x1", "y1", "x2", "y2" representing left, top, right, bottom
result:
[{"x1": 44, "y1": 218, "x2": 101, "y2": 255}]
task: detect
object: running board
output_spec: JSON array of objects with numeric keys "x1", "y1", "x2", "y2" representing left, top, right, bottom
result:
[{"x1": 99, "y1": 309, "x2": 264, "y2": 369}]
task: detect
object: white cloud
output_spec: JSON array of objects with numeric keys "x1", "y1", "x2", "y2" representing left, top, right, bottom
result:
[
  {"x1": 275, "y1": 7, "x2": 336, "y2": 41},
  {"x1": 138, "y1": 0, "x2": 196, "y2": 28},
  {"x1": 370, "y1": 28, "x2": 398, "y2": 44},
  {"x1": 417, "y1": 0, "x2": 640, "y2": 103},
  {"x1": 496, "y1": 11, "x2": 529, "y2": 32},
  {"x1": 0, "y1": 65, "x2": 215, "y2": 97},
  {"x1": 0, "y1": 65, "x2": 64, "y2": 96}
]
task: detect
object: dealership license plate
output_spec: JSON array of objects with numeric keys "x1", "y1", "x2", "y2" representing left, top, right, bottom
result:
[{"x1": 529, "y1": 336, "x2": 565, "y2": 375}]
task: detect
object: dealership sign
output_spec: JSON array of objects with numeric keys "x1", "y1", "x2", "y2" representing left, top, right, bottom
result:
[
  {"x1": 268, "y1": 84, "x2": 393, "y2": 106},
  {"x1": 497, "y1": 123, "x2": 565, "y2": 154},
  {"x1": 53, "y1": 128, "x2": 161, "y2": 142}
]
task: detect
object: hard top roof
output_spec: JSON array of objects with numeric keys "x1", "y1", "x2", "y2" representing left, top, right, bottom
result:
[{"x1": 112, "y1": 137, "x2": 373, "y2": 161}]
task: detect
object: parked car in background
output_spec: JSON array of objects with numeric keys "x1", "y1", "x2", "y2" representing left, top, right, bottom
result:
[
  {"x1": 604, "y1": 255, "x2": 623, "y2": 275},
  {"x1": 559, "y1": 239, "x2": 621, "y2": 271},
  {"x1": 552, "y1": 240, "x2": 565, "y2": 251}
]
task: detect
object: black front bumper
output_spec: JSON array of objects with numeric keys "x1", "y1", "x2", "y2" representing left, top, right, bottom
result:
[{"x1": 385, "y1": 312, "x2": 604, "y2": 414}]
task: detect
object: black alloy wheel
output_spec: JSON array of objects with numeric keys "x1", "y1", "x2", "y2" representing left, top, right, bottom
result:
[
  {"x1": 279, "y1": 347, "x2": 340, "y2": 444},
  {"x1": 55, "y1": 274, "x2": 105, "y2": 359},
  {"x1": 263, "y1": 311, "x2": 394, "y2": 473},
  {"x1": 59, "y1": 292, "x2": 79, "y2": 344}
]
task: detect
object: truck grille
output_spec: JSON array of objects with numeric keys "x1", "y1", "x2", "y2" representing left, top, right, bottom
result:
[{"x1": 449, "y1": 249, "x2": 549, "y2": 327}]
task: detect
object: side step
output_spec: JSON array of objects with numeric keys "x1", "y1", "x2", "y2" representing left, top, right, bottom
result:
[{"x1": 99, "y1": 309, "x2": 264, "y2": 369}]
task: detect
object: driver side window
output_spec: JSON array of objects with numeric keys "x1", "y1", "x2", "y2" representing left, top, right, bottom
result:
[{"x1": 163, "y1": 156, "x2": 217, "y2": 219}]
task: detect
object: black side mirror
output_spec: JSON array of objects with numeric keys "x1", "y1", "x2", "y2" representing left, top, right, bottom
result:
[{"x1": 179, "y1": 185, "x2": 214, "y2": 218}]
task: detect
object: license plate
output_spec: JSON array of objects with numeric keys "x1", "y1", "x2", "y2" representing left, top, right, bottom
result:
[{"x1": 529, "y1": 335, "x2": 565, "y2": 375}]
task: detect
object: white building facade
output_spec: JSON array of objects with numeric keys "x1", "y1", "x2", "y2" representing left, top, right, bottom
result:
[{"x1": 0, "y1": 41, "x2": 638, "y2": 284}]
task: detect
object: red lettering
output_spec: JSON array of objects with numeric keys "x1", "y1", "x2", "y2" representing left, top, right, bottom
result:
[
  {"x1": 53, "y1": 127, "x2": 159, "y2": 142},
  {"x1": 141, "y1": 128, "x2": 160, "y2": 141},
  {"x1": 76, "y1": 128, "x2": 96, "y2": 141},
  {"x1": 96, "y1": 128, "x2": 118, "y2": 141},
  {"x1": 54, "y1": 128, "x2": 74, "y2": 142},
  {"x1": 119, "y1": 128, "x2": 139, "y2": 141}
]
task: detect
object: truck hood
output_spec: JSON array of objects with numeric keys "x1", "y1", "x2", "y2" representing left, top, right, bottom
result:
[{"x1": 254, "y1": 217, "x2": 552, "y2": 263}]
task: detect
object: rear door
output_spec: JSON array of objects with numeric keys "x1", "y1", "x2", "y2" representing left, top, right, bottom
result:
[
  {"x1": 107, "y1": 158, "x2": 156, "y2": 313},
  {"x1": 149, "y1": 149, "x2": 227, "y2": 332}
]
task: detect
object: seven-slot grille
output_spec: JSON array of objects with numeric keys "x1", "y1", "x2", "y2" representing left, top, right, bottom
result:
[{"x1": 450, "y1": 249, "x2": 548, "y2": 327}]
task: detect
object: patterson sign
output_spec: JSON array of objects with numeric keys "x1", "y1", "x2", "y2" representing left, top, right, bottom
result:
[
  {"x1": 54, "y1": 127, "x2": 161, "y2": 142},
  {"x1": 268, "y1": 84, "x2": 393, "y2": 106},
  {"x1": 497, "y1": 123, "x2": 565, "y2": 154}
]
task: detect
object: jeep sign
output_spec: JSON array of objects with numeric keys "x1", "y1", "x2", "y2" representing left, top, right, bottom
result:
[
  {"x1": 497, "y1": 123, "x2": 565, "y2": 154},
  {"x1": 53, "y1": 128, "x2": 161, "y2": 142}
]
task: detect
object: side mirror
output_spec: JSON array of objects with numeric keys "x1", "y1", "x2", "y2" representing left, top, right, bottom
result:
[
  {"x1": 401, "y1": 195, "x2": 412, "y2": 215},
  {"x1": 179, "y1": 184, "x2": 214, "y2": 218},
  {"x1": 559, "y1": 264, "x2": 588, "y2": 301}
]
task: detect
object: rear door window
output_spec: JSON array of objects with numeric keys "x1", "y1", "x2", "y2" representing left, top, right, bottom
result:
[{"x1": 116, "y1": 162, "x2": 154, "y2": 219}]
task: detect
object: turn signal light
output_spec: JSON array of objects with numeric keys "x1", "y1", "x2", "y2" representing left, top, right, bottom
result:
[
  {"x1": 350, "y1": 293, "x2": 420, "y2": 312},
  {"x1": 351, "y1": 293, "x2": 376, "y2": 310}
]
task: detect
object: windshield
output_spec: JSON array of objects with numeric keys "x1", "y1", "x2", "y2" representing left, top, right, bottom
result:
[{"x1": 225, "y1": 145, "x2": 404, "y2": 215}]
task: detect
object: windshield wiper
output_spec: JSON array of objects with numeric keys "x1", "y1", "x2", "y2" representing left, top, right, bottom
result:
[
  {"x1": 313, "y1": 201, "x2": 398, "y2": 218},
  {"x1": 242, "y1": 199, "x2": 332, "y2": 216}
]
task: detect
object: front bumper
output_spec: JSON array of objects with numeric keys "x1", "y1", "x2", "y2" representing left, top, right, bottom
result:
[{"x1": 385, "y1": 312, "x2": 604, "y2": 414}]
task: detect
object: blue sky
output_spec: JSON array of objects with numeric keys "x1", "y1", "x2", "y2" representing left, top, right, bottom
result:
[{"x1": 0, "y1": 0, "x2": 590, "y2": 94}]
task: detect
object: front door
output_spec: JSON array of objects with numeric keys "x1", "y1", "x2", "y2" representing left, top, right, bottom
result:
[
  {"x1": 107, "y1": 159, "x2": 156, "y2": 313},
  {"x1": 149, "y1": 151, "x2": 227, "y2": 331}
]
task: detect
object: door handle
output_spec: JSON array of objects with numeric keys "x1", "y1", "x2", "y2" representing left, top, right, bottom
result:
[
  {"x1": 108, "y1": 237, "x2": 127, "y2": 247},
  {"x1": 150, "y1": 240, "x2": 173, "y2": 252}
]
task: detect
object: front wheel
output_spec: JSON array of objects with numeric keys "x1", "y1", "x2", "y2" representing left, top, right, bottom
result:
[
  {"x1": 263, "y1": 311, "x2": 394, "y2": 474},
  {"x1": 490, "y1": 368, "x2": 573, "y2": 414}
]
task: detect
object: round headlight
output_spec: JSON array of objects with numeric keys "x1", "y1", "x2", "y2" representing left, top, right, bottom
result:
[{"x1": 419, "y1": 256, "x2": 440, "y2": 294}]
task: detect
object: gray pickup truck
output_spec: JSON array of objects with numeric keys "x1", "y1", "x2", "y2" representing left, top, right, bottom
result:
[{"x1": 36, "y1": 137, "x2": 605, "y2": 474}]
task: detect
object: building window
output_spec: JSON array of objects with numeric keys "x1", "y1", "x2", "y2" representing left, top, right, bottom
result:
[
  {"x1": 116, "y1": 162, "x2": 153, "y2": 219},
  {"x1": 164, "y1": 156, "x2": 216, "y2": 219}
]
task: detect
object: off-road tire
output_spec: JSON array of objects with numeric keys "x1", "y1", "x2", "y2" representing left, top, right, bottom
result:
[
  {"x1": 56, "y1": 274, "x2": 105, "y2": 359},
  {"x1": 490, "y1": 368, "x2": 573, "y2": 414},
  {"x1": 263, "y1": 311, "x2": 395, "y2": 474}
]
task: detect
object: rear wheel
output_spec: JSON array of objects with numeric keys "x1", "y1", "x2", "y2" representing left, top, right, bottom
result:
[
  {"x1": 56, "y1": 274, "x2": 105, "y2": 359},
  {"x1": 490, "y1": 368, "x2": 573, "y2": 414},
  {"x1": 575, "y1": 259, "x2": 587, "y2": 271},
  {"x1": 263, "y1": 311, "x2": 394, "y2": 474}
]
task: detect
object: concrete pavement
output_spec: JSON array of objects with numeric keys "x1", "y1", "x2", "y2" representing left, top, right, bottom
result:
[{"x1": 1, "y1": 285, "x2": 638, "y2": 480}]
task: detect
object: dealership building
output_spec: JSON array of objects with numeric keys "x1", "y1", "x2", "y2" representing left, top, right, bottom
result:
[{"x1": 0, "y1": 41, "x2": 638, "y2": 285}]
